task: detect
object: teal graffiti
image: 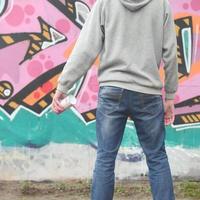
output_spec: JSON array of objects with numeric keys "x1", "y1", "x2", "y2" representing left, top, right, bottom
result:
[
  {"x1": 0, "y1": 109, "x2": 200, "y2": 149},
  {"x1": 182, "y1": 27, "x2": 192, "y2": 73}
]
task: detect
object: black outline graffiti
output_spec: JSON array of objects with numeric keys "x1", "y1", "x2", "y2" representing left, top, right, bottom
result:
[
  {"x1": 0, "y1": 0, "x2": 9, "y2": 17},
  {"x1": 175, "y1": 16, "x2": 193, "y2": 79},
  {"x1": 1, "y1": 63, "x2": 65, "y2": 114},
  {"x1": 0, "y1": 17, "x2": 67, "y2": 64},
  {"x1": 174, "y1": 95, "x2": 200, "y2": 125},
  {"x1": 47, "y1": 0, "x2": 90, "y2": 29},
  {"x1": 0, "y1": 80, "x2": 14, "y2": 99}
]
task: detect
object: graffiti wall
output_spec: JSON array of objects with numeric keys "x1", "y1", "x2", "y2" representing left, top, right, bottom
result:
[{"x1": 0, "y1": 0, "x2": 200, "y2": 180}]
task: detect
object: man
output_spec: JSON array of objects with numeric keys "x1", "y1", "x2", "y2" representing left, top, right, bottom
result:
[{"x1": 51, "y1": 0, "x2": 178, "y2": 199}]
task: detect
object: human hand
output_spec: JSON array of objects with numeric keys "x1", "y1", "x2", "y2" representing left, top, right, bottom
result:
[
  {"x1": 51, "y1": 90, "x2": 67, "y2": 114},
  {"x1": 164, "y1": 99, "x2": 175, "y2": 125}
]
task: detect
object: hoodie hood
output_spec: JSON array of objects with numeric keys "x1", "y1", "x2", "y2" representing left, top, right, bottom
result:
[{"x1": 119, "y1": 0, "x2": 153, "y2": 11}]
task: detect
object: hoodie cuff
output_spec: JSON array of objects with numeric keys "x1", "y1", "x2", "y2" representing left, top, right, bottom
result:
[
  {"x1": 56, "y1": 84, "x2": 69, "y2": 95},
  {"x1": 165, "y1": 92, "x2": 175, "y2": 100}
]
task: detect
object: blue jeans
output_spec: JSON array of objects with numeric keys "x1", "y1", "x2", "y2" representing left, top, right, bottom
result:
[{"x1": 91, "y1": 86, "x2": 175, "y2": 200}]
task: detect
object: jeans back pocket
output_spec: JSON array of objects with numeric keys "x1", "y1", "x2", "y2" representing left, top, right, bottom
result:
[
  {"x1": 140, "y1": 93, "x2": 163, "y2": 116},
  {"x1": 97, "y1": 86, "x2": 124, "y2": 115}
]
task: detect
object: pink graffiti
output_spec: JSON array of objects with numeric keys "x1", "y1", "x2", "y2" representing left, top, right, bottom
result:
[
  {"x1": 25, "y1": 18, "x2": 31, "y2": 24},
  {"x1": 5, "y1": 5, "x2": 24, "y2": 26},
  {"x1": 27, "y1": 60, "x2": 43, "y2": 77},
  {"x1": 24, "y1": 4, "x2": 35, "y2": 15},
  {"x1": 183, "y1": 3, "x2": 189, "y2": 10},
  {"x1": 39, "y1": 54, "x2": 46, "y2": 60},
  {"x1": 44, "y1": 60, "x2": 54, "y2": 70},
  {"x1": 191, "y1": 0, "x2": 200, "y2": 11},
  {"x1": 75, "y1": 67, "x2": 99, "y2": 113},
  {"x1": 55, "y1": 19, "x2": 71, "y2": 34}
]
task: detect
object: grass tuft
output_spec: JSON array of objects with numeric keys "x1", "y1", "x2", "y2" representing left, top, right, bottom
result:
[{"x1": 179, "y1": 181, "x2": 200, "y2": 199}]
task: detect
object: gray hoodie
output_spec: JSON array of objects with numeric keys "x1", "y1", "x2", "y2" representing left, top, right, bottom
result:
[{"x1": 56, "y1": 0, "x2": 178, "y2": 100}]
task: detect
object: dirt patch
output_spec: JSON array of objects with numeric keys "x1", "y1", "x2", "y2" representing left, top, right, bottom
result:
[{"x1": 0, "y1": 179, "x2": 199, "y2": 200}]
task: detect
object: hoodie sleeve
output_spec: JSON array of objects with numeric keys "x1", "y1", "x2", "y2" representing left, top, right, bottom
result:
[
  {"x1": 56, "y1": 0, "x2": 105, "y2": 94},
  {"x1": 162, "y1": 0, "x2": 178, "y2": 100}
]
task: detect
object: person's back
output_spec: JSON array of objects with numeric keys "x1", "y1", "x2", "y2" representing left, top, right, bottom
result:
[
  {"x1": 52, "y1": 0, "x2": 178, "y2": 199},
  {"x1": 98, "y1": 0, "x2": 177, "y2": 100}
]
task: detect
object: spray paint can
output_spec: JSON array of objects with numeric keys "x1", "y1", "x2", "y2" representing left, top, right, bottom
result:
[{"x1": 60, "y1": 95, "x2": 77, "y2": 109}]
